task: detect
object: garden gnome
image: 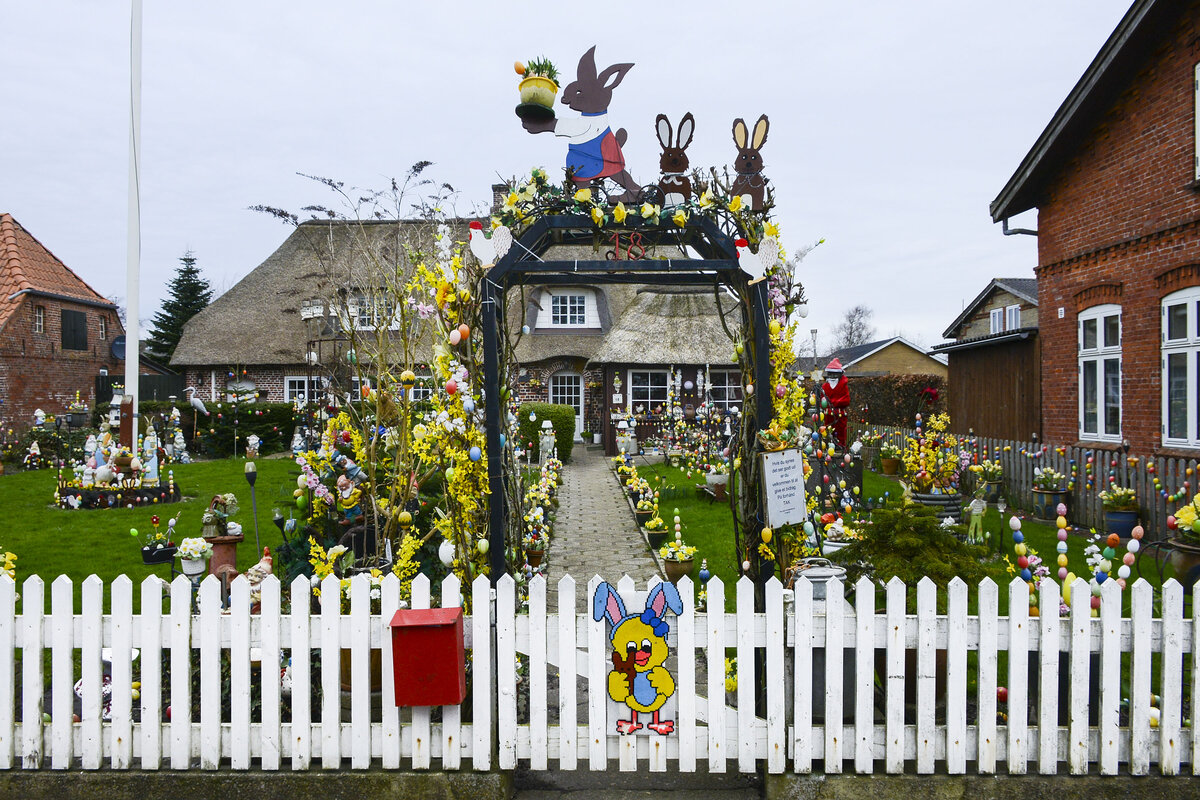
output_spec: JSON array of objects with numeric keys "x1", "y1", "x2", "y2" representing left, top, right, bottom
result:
[
  {"x1": 820, "y1": 359, "x2": 850, "y2": 449},
  {"x1": 142, "y1": 431, "x2": 160, "y2": 488},
  {"x1": 173, "y1": 429, "x2": 190, "y2": 463},
  {"x1": 83, "y1": 433, "x2": 97, "y2": 458},
  {"x1": 33, "y1": 408, "x2": 45, "y2": 427},
  {"x1": 967, "y1": 487, "x2": 987, "y2": 545},
  {"x1": 245, "y1": 433, "x2": 261, "y2": 459},
  {"x1": 337, "y1": 474, "x2": 363, "y2": 525}
]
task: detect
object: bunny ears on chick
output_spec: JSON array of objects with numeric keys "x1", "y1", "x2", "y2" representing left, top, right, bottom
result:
[{"x1": 592, "y1": 580, "x2": 684, "y2": 640}]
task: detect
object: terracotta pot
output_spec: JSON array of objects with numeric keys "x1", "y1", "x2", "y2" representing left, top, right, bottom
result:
[
  {"x1": 663, "y1": 559, "x2": 694, "y2": 584},
  {"x1": 527, "y1": 550, "x2": 544, "y2": 567},
  {"x1": 881, "y1": 457, "x2": 901, "y2": 476},
  {"x1": 340, "y1": 648, "x2": 383, "y2": 692}
]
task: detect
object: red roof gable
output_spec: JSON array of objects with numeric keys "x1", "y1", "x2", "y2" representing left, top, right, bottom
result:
[{"x1": 0, "y1": 212, "x2": 115, "y2": 331}]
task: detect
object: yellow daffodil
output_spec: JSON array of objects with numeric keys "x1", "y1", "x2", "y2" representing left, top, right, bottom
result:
[
  {"x1": 698, "y1": 189, "x2": 715, "y2": 209},
  {"x1": 672, "y1": 208, "x2": 688, "y2": 227},
  {"x1": 728, "y1": 195, "x2": 743, "y2": 213},
  {"x1": 640, "y1": 202, "x2": 660, "y2": 220},
  {"x1": 612, "y1": 202, "x2": 627, "y2": 223},
  {"x1": 502, "y1": 192, "x2": 520, "y2": 212},
  {"x1": 574, "y1": 187, "x2": 592, "y2": 204},
  {"x1": 590, "y1": 206, "x2": 605, "y2": 225},
  {"x1": 531, "y1": 167, "x2": 547, "y2": 181},
  {"x1": 764, "y1": 220, "x2": 780, "y2": 237},
  {"x1": 490, "y1": 217, "x2": 502, "y2": 230}
]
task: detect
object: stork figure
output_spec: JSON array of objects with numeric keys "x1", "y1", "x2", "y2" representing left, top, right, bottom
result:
[{"x1": 184, "y1": 387, "x2": 210, "y2": 443}]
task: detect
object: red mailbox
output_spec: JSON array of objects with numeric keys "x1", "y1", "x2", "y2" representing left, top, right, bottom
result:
[{"x1": 388, "y1": 607, "x2": 466, "y2": 706}]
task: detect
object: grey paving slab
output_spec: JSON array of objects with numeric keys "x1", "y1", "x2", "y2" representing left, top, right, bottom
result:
[{"x1": 544, "y1": 449, "x2": 661, "y2": 613}]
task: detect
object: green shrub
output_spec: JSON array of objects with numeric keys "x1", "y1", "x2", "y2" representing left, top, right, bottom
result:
[
  {"x1": 97, "y1": 400, "x2": 298, "y2": 459},
  {"x1": 516, "y1": 402, "x2": 575, "y2": 461}
]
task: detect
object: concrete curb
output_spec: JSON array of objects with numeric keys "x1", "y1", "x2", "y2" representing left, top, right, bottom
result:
[
  {"x1": 0, "y1": 770, "x2": 513, "y2": 800},
  {"x1": 765, "y1": 773, "x2": 1199, "y2": 800}
]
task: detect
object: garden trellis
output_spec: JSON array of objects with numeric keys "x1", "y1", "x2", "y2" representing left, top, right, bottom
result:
[{"x1": 0, "y1": 571, "x2": 1195, "y2": 775}]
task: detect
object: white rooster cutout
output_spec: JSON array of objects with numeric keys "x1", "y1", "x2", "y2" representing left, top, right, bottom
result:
[{"x1": 468, "y1": 221, "x2": 513, "y2": 268}]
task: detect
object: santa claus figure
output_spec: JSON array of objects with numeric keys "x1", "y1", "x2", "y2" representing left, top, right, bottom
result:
[{"x1": 821, "y1": 358, "x2": 851, "y2": 449}]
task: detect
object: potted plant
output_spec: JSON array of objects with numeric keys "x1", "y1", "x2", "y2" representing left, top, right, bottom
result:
[
  {"x1": 515, "y1": 57, "x2": 559, "y2": 119},
  {"x1": 659, "y1": 534, "x2": 698, "y2": 584},
  {"x1": 705, "y1": 461, "x2": 730, "y2": 487},
  {"x1": 634, "y1": 497, "x2": 655, "y2": 522},
  {"x1": 879, "y1": 442, "x2": 902, "y2": 476},
  {"x1": 134, "y1": 514, "x2": 176, "y2": 565},
  {"x1": 1031, "y1": 467, "x2": 1068, "y2": 519},
  {"x1": 857, "y1": 431, "x2": 883, "y2": 471},
  {"x1": 644, "y1": 514, "x2": 668, "y2": 549},
  {"x1": 177, "y1": 537, "x2": 213, "y2": 576},
  {"x1": 968, "y1": 459, "x2": 1004, "y2": 502},
  {"x1": 1167, "y1": 495, "x2": 1200, "y2": 588},
  {"x1": 1099, "y1": 485, "x2": 1139, "y2": 538}
]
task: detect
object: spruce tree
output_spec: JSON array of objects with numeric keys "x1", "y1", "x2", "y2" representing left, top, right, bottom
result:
[{"x1": 146, "y1": 250, "x2": 213, "y2": 361}]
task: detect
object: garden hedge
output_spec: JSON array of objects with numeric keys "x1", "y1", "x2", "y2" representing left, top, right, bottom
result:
[
  {"x1": 94, "y1": 400, "x2": 297, "y2": 459},
  {"x1": 516, "y1": 402, "x2": 576, "y2": 462},
  {"x1": 850, "y1": 373, "x2": 948, "y2": 428}
]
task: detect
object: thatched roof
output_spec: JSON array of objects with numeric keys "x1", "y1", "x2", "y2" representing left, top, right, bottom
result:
[
  {"x1": 172, "y1": 219, "x2": 459, "y2": 367},
  {"x1": 588, "y1": 288, "x2": 736, "y2": 366}
]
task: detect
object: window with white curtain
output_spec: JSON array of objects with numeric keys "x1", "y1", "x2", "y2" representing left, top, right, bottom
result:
[{"x1": 1078, "y1": 304, "x2": 1121, "y2": 442}]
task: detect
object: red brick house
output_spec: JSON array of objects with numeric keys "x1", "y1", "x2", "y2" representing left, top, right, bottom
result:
[
  {"x1": 0, "y1": 213, "x2": 124, "y2": 428},
  {"x1": 991, "y1": 0, "x2": 1200, "y2": 454}
]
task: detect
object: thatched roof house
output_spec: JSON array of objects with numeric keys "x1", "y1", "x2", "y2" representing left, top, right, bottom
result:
[{"x1": 173, "y1": 218, "x2": 739, "y2": 451}]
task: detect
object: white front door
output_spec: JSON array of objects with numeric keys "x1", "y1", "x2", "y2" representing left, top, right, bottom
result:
[{"x1": 549, "y1": 372, "x2": 584, "y2": 441}]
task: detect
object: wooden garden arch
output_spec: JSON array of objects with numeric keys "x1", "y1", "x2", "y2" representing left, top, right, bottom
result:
[{"x1": 479, "y1": 214, "x2": 774, "y2": 581}]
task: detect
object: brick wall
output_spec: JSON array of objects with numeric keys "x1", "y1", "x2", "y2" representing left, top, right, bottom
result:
[
  {"x1": 1035, "y1": 2, "x2": 1200, "y2": 453},
  {"x1": 0, "y1": 296, "x2": 123, "y2": 429},
  {"x1": 183, "y1": 365, "x2": 292, "y2": 403}
]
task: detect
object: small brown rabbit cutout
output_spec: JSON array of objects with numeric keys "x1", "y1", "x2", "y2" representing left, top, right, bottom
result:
[
  {"x1": 730, "y1": 115, "x2": 769, "y2": 210},
  {"x1": 656, "y1": 112, "x2": 694, "y2": 206}
]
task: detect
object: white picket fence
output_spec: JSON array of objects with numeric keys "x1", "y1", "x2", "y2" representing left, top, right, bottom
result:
[{"x1": 0, "y1": 571, "x2": 1196, "y2": 775}]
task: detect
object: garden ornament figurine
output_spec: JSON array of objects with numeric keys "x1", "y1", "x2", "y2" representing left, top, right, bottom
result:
[
  {"x1": 656, "y1": 112, "x2": 695, "y2": 206},
  {"x1": 522, "y1": 46, "x2": 641, "y2": 202},
  {"x1": 592, "y1": 580, "x2": 683, "y2": 735},
  {"x1": 730, "y1": 115, "x2": 770, "y2": 210},
  {"x1": 821, "y1": 358, "x2": 850, "y2": 448},
  {"x1": 967, "y1": 487, "x2": 986, "y2": 545}
]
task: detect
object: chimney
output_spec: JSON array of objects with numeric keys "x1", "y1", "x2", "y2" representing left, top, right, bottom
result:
[{"x1": 491, "y1": 183, "x2": 511, "y2": 214}]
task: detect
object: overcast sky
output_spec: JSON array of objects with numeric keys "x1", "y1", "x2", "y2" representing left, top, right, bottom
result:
[{"x1": 2, "y1": 1, "x2": 1131, "y2": 354}]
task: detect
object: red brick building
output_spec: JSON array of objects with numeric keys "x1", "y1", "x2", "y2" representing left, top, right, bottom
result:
[
  {"x1": 0, "y1": 213, "x2": 124, "y2": 429},
  {"x1": 991, "y1": 0, "x2": 1200, "y2": 454}
]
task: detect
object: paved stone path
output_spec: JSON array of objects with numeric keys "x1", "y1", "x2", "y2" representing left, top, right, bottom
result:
[{"x1": 545, "y1": 448, "x2": 661, "y2": 612}]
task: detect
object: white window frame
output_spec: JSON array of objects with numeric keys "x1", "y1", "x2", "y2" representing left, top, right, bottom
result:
[
  {"x1": 34, "y1": 305, "x2": 44, "y2": 334},
  {"x1": 1161, "y1": 287, "x2": 1200, "y2": 447},
  {"x1": 1006, "y1": 304, "x2": 1021, "y2": 330},
  {"x1": 285, "y1": 375, "x2": 325, "y2": 403},
  {"x1": 98, "y1": 315, "x2": 107, "y2": 341},
  {"x1": 989, "y1": 307, "x2": 1003, "y2": 334},
  {"x1": 628, "y1": 369, "x2": 669, "y2": 413},
  {"x1": 1078, "y1": 303, "x2": 1122, "y2": 443},
  {"x1": 550, "y1": 294, "x2": 587, "y2": 326},
  {"x1": 707, "y1": 369, "x2": 743, "y2": 410},
  {"x1": 408, "y1": 370, "x2": 433, "y2": 402},
  {"x1": 1194, "y1": 62, "x2": 1200, "y2": 181}
]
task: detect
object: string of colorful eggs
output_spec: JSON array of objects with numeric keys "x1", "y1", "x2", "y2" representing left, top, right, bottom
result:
[{"x1": 1008, "y1": 514, "x2": 1050, "y2": 616}]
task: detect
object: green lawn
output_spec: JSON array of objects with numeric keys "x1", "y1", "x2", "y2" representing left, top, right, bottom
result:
[{"x1": 1, "y1": 457, "x2": 300, "y2": 609}]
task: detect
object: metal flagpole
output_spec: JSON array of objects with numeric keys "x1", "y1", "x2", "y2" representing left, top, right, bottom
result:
[{"x1": 124, "y1": 0, "x2": 143, "y2": 446}]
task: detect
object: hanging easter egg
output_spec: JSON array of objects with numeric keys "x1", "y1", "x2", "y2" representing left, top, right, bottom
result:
[
  {"x1": 458, "y1": 323, "x2": 470, "y2": 340},
  {"x1": 346, "y1": 349, "x2": 357, "y2": 365},
  {"x1": 413, "y1": 423, "x2": 427, "y2": 440},
  {"x1": 761, "y1": 527, "x2": 773, "y2": 544},
  {"x1": 477, "y1": 539, "x2": 489, "y2": 555},
  {"x1": 1131, "y1": 525, "x2": 1145, "y2": 539},
  {"x1": 297, "y1": 474, "x2": 307, "y2": 488},
  {"x1": 445, "y1": 467, "x2": 456, "y2": 481},
  {"x1": 742, "y1": 560, "x2": 751, "y2": 571},
  {"x1": 463, "y1": 398, "x2": 476, "y2": 413},
  {"x1": 438, "y1": 539, "x2": 455, "y2": 567},
  {"x1": 445, "y1": 379, "x2": 458, "y2": 395},
  {"x1": 129, "y1": 528, "x2": 139, "y2": 538},
  {"x1": 449, "y1": 329, "x2": 462, "y2": 346},
  {"x1": 297, "y1": 495, "x2": 308, "y2": 511},
  {"x1": 468, "y1": 446, "x2": 482, "y2": 462},
  {"x1": 500, "y1": 434, "x2": 507, "y2": 448},
  {"x1": 745, "y1": 384, "x2": 754, "y2": 396}
]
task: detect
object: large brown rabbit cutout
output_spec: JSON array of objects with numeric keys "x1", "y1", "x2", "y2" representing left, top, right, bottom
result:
[
  {"x1": 730, "y1": 115, "x2": 770, "y2": 211},
  {"x1": 521, "y1": 46, "x2": 642, "y2": 203}
]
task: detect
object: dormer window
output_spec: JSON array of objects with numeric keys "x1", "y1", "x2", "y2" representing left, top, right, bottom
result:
[
  {"x1": 552, "y1": 294, "x2": 586, "y2": 325},
  {"x1": 536, "y1": 287, "x2": 601, "y2": 329}
]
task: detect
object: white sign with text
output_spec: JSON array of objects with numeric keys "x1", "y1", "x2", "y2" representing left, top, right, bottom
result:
[{"x1": 760, "y1": 448, "x2": 807, "y2": 528}]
